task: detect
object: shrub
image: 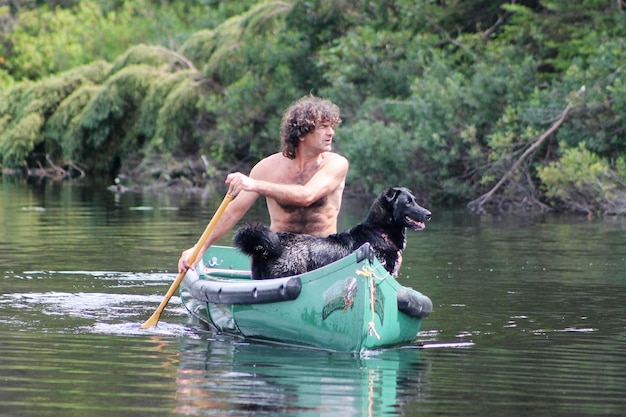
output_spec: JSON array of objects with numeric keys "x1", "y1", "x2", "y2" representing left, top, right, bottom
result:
[{"x1": 537, "y1": 143, "x2": 626, "y2": 215}]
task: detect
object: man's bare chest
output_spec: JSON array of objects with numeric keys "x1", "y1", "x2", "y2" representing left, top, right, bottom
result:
[{"x1": 277, "y1": 167, "x2": 317, "y2": 185}]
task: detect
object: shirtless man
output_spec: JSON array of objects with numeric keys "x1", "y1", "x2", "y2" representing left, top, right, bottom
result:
[{"x1": 178, "y1": 95, "x2": 349, "y2": 273}]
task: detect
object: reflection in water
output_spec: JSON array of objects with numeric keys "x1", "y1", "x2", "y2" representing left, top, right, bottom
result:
[
  {"x1": 0, "y1": 330, "x2": 182, "y2": 417},
  {"x1": 174, "y1": 336, "x2": 431, "y2": 416}
]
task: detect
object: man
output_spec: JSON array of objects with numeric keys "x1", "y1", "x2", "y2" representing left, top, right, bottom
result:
[{"x1": 178, "y1": 95, "x2": 349, "y2": 273}]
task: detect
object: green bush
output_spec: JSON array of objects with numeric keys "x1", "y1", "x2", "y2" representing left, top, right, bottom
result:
[
  {"x1": 538, "y1": 143, "x2": 626, "y2": 215},
  {"x1": 339, "y1": 120, "x2": 419, "y2": 196}
]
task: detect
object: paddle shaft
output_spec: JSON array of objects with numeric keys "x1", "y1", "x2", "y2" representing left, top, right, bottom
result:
[{"x1": 141, "y1": 193, "x2": 233, "y2": 329}]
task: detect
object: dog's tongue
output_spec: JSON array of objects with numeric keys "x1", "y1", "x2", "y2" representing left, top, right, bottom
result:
[{"x1": 406, "y1": 217, "x2": 426, "y2": 230}]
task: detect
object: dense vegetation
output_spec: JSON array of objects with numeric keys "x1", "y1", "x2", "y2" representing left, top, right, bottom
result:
[{"x1": 1, "y1": 0, "x2": 625, "y2": 215}]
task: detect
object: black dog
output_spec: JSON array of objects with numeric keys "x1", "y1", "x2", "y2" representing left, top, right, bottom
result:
[{"x1": 233, "y1": 187, "x2": 431, "y2": 279}]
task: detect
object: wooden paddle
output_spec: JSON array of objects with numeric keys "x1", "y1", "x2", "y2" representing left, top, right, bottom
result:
[{"x1": 141, "y1": 193, "x2": 233, "y2": 329}]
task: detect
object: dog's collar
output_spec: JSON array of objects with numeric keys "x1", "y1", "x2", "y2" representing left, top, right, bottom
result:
[{"x1": 374, "y1": 229, "x2": 398, "y2": 249}]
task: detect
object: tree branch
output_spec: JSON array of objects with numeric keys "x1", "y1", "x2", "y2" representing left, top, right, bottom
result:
[
  {"x1": 468, "y1": 88, "x2": 584, "y2": 213},
  {"x1": 481, "y1": 10, "x2": 513, "y2": 40},
  {"x1": 424, "y1": 16, "x2": 478, "y2": 61}
]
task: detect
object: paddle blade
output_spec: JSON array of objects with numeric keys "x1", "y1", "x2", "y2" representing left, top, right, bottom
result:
[
  {"x1": 140, "y1": 193, "x2": 232, "y2": 329},
  {"x1": 140, "y1": 311, "x2": 161, "y2": 329},
  {"x1": 140, "y1": 271, "x2": 186, "y2": 329}
]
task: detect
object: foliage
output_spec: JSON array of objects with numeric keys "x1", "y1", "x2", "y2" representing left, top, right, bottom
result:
[
  {"x1": 1, "y1": 0, "x2": 626, "y2": 215},
  {"x1": 0, "y1": 0, "x2": 258, "y2": 84},
  {"x1": 135, "y1": 70, "x2": 198, "y2": 152},
  {"x1": 319, "y1": 27, "x2": 416, "y2": 100},
  {"x1": 339, "y1": 120, "x2": 419, "y2": 197},
  {"x1": 0, "y1": 61, "x2": 110, "y2": 166},
  {"x1": 0, "y1": 112, "x2": 45, "y2": 167},
  {"x1": 537, "y1": 143, "x2": 626, "y2": 215},
  {"x1": 181, "y1": 1, "x2": 294, "y2": 86},
  {"x1": 150, "y1": 76, "x2": 204, "y2": 154}
]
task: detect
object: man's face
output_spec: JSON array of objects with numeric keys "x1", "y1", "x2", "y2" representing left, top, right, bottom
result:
[{"x1": 302, "y1": 121, "x2": 335, "y2": 152}]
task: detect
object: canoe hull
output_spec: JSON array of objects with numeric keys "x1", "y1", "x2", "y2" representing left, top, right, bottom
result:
[{"x1": 181, "y1": 244, "x2": 432, "y2": 352}]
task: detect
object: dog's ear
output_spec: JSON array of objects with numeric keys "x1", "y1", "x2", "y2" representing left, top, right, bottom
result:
[{"x1": 384, "y1": 187, "x2": 401, "y2": 203}]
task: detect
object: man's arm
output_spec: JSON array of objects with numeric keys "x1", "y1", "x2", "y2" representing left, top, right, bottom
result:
[
  {"x1": 227, "y1": 154, "x2": 349, "y2": 207},
  {"x1": 178, "y1": 189, "x2": 258, "y2": 272}
]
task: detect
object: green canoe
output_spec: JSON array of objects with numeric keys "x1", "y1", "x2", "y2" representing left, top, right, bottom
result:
[{"x1": 180, "y1": 243, "x2": 432, "y2": 353}]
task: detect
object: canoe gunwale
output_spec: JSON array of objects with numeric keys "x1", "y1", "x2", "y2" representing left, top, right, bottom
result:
[{"x1": 183, "y1": 269, "x2": 302, "y2": 305}]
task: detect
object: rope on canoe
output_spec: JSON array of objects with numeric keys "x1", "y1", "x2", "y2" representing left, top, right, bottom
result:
[{"x1": 357, "y1": 265, "x2": 381, "y2": 340}]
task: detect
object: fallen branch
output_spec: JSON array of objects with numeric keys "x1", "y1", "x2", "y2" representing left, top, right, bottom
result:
[
  {"x1": 67, "y1": 160, "x2": 86, "y2": 178},
  {"x1": 468, "y1": 89, "x2": 584, "y2": 213},
  {"x1": 46, "y1": 154, "x2": 68, "y2": 177},
  {"x1": 21, "y1": 155, "x2": 86, "y2": 179}
]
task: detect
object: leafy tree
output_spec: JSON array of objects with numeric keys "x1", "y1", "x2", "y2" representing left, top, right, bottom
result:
[
  {"x1": 1, "y1": 0, "x2": 258, "y2": 83},
  {"x1": 1, "y1": 0, "x2": 626, "y2": 215}
]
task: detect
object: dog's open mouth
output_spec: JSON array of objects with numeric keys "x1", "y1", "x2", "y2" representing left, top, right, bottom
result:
[{"x1": 406, "y1": 217, "x2": 426, "y2": 230}]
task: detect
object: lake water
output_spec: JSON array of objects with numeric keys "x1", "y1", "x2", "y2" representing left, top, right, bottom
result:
[{"x1": 1, "y1": 178, "x2": 626, "y2": 416}]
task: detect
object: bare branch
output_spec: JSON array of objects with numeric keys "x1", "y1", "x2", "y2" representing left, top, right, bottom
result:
[
  {"x1": 468, "y1": 89, "x2": 585, "y2": 213},
  {"x1": 482, "y1": 10, "x2": 513, "y2": 40}
]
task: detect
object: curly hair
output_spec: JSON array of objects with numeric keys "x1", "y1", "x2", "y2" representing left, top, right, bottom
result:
[{"x1": 280, "y1": 96, "x2": 342, "y2": 159}]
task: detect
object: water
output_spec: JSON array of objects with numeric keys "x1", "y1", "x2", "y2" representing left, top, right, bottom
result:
[{"x1": 1, "y1": 178, "x2": 626, "y2": 416}]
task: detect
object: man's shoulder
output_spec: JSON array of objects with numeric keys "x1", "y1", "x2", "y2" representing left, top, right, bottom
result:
[
  {"x1": 256, "y1": 153, "x2": 285, "y2": 166},
  {"x1": 324, "y1": 151, "x2": 348, "y2": 162},
  {"x1": 250, "y1": 153, "x2": 286, "y2": 177},
  {"x1": 322, "y1": 152, "x2": 349, "y2": 169}
]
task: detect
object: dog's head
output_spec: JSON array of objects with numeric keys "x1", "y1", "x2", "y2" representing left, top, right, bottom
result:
[{"x1": 384, "y1": 187, "x2": 431, "y2": 231}]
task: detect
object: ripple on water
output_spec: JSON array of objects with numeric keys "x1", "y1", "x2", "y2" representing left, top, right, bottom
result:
[{"x1": 1, "y1": 270, "x2": 188, "y2": 337}]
